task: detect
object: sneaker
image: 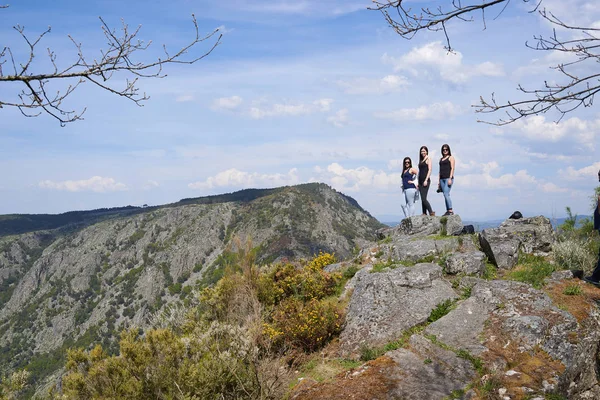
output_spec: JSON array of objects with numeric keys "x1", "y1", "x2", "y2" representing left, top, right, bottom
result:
[
  {"x1": 430, "y1": 211, "x2": 436, "y2": 216},
  {"x1": 583, "y1": 276, "x2": 600, "y2": 286},
  {"x1": 443, "y1": 211, "x2": 451, "y2": 216}
]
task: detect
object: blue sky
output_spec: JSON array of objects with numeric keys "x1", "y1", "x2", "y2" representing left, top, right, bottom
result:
[{"x1": 2, "y1": 0, "x2": 599, "y2": 220}]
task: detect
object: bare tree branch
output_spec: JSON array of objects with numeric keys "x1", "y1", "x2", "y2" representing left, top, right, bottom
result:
[
  {"x1": 371, "y1": 0, "x2": 600, "y2": 125},
  {"x1": 0, "y1": 11, "x2": 222, "y2": 125}
]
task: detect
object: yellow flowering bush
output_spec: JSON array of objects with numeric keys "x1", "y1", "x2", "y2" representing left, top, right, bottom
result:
[
  {"x1": 265, "y1": 297, "x2": 343, "y2": 352},
  {"x1": 258, "y1": 252, "x2": 339, "y2": 305}
]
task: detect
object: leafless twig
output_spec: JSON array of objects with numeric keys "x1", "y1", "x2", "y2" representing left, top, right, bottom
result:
[
  {"x1": 0, "y1": 12, "x2": 222, "y2": 125},
  {"x1": 371, "y1": 0, "x2": 600, "y2": 125}
]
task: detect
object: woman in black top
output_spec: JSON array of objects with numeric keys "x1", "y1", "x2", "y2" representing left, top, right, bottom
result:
[
  {"x1": 418, "y1": 146, "x2": 435, "y2": 216},
  {"x1": 438, "y1": 144, "x2": 455, "y2": 216}
]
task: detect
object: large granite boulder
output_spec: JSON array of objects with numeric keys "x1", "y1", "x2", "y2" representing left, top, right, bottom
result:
[
  {"x1": 382, "y1": 214, "x2": 464, "y2": 238},
  {"x1": 292, "y1": 335, "x2": 477, "y2": 400},
  {"x1": 339, "y1": 263, "x2": 458, "y2": 356},
  {"x1": 389, "y1": 237, "x2": 461, "y2": 263},
  {"x1": 424, "y1": 279, "x2": 600, "y2": 399},
  {"x1": 479, "y1": 216, "x2": 554, "y2": 269},
  {"x1": 444, "y1": 251, "x2": 486, "y2": 275}
]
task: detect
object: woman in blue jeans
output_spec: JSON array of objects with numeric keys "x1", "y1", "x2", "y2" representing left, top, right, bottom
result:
[
  {"x1": 438, "y1": 144, "x2": 455, "y2": 216},
  {"x1": 401, "y1": 157, "x2": 419, "y2": 218}
]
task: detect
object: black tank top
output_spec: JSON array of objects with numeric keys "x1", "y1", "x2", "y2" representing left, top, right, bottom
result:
[
  {"x1": 440, "y1": 157, "x2": 451, "y2": 179},
  {"x1": 418, "y1": 160, "x2": 429, "y2": 183}
]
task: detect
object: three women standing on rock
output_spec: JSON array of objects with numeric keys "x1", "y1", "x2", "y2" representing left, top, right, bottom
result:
[{"x1": 404, "y1": 144, "x2": 455, "y2": 219}]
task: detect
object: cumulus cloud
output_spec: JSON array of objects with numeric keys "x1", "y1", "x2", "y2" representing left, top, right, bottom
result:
[
  {"x1": 248, "y1": 98, "x2": 334, "y2": 119},
  {"x1": 336, "y1": 74, "x2": 409, "y2": 94},
  {"x1": 374, "y1": 101, "x2": 463, "y2": 121},
  {"x1": 211, "y1": 95, "x2": 244, "y2": 111},
  {"x1": 188, "y1": 168, "x2": 300, "y2": 190},
  {"x1": 558, "y1": 161, "x2": 600, "y2": 181},
  {"x1": 327, "y1": 109, "x2": 349, "y2": 127},
  {"x1": 39, "y1": 176, "x2": 127, "y2": 193},
  {"x1": 506, "y1": 115, "x2": 600, "y2": 148},
  {"x1": 382, "y1": 41, "x2": 504, "y2": 84},
  {"x1": 312, "y1": 162, "x2": 402, "y2": 192}
]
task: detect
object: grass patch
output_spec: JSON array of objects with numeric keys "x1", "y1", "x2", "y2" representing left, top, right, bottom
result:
[
  {"x1": 427, "y1": 299, "x2": 456, "y2": 323},
  {"x1": 359, "y1": 324, "x2": 426, "y2": 361},
  {"x1": 370, "y1": 260, "x2": 398, "y2": 273},
  {"x1": 507, "y1": 254, "x2": 556, "y2": 289},
  {"x1": 481, "y1": 259, "x2": 497, "y2": 280},
  {"x1": 378, "y1": 236, "x2": 392, "y2": 244},
  {"x1": 563, "y1": 284, "x2": 583, "y2": 296}
]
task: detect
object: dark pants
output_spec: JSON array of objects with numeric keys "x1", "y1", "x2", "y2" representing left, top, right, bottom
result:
[
  {"x1": 591, "y1": 245, "x2": 600, "y2": 280},
  {"x1": 419, "y1": 179, "x2": 433, "y2": 215}
]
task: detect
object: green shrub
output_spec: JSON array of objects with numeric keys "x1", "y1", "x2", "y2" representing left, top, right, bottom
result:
[
  {"x1": 265, "y1": 297, "x2": 343, "y2": 352},
  {"x1": 563, "y1": 284, "x2": 583, "y2": 296},
  {"x1": 553, "y1": 238, "x2": 596, "y2": 272},
  {"x1": 508, "y1": 254, "x2": 556, "y2": 288},
  {"x1": 427, "y1": 299, "x2": 455, "y2": 323}
]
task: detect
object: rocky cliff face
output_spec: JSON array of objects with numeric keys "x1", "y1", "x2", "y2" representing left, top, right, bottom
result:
[{"x1": 0, "y1": 183, "x2": 383, "y2": 388}]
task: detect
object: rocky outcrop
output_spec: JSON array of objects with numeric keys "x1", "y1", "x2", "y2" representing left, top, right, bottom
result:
[
  {"x1": 339, "y1": 263, "x2": 457, "y2": 356},
  {"x1": 479, "y1": 216, "x2": 554, "y2": 269},
  {"x1": 298, "y1": 214, "x2": 600, "y2": 400},
  {"x1": 384, "y1": 214, "x2": 464, "y2": 238},
  {"x1": 444, "y1": 251, "x2": 486, "y2": 275}
]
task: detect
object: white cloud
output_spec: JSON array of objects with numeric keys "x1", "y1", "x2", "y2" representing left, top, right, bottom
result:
[
  {"x1": 39, "y1": 176, "x2": 127, "y2": 193},
  {"x1": 336, "y1": 74, "x2": 409, "y2": 94},
  {"x1": 312, "y1": 162, "x2": 402, "y2": 192},
  {"x1": 461, "y1": 169, "x2": 537, "y2": 190},
  {"x1": 248, "y1": 98, "x2": 334, "y2": 119},
  {"x1": 558, "y1": 161, "x2": 600, "y2": 181},
  {"x1": 382, "y1": 41, "x2": 504, "y2": 84},
  {"x1": 188, "y1": 168, "x2": 300, "y2": 189},
  {"x1": 374, "y1": 101, "x2": 463, "y2": 121},
  {"x1": 327, "y1": 108, "x2": 349, "y2": 127},
  {"x1": 211, "y1": 95, "x2": 244, "y2": 111},
  {"x1": 434, "y1": 133, "x2": 450, "y2": 140},
  {"x1": 507, "y1": 115, "x2": 600, "y2": 147}
]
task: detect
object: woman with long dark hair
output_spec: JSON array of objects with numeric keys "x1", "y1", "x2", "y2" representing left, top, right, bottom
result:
[
  {"x1": 418, "y1": 146, "x2": 435, "y2": 216},
  {"x1": 438, "y1": 144, "x2": 455, "y2": 216},
  {"x1": 401, "y1": 156, "x2": 419, "y2": 218}
]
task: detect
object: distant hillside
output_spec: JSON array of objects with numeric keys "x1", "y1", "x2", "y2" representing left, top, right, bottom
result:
[
  {"x1": 0, "y1": 183, "x2": 383, "y2": 396},
  {"x1": 1, "y1": 185, "x2": 375, "y2": 238}
]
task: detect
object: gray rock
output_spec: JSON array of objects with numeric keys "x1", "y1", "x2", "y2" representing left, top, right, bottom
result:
[
  {"x1": 385, "y1": 335, "x2": 477, "y2": 400},
  {"x1": 444, "y1": 251, "x2": 486, "y2": 275},
  {"x1": 424, "y1": 296, "x2": 492, "y2": 355},
  {"x1": 339, "y1": 263, "x2": 458, "y2": 356},
  {"x1": 479, "y1": 216, "x2": 555, "y2": 269},
  {"x1": 444, "y1": 214, "x2": 464, "y2": 236},
  {"x1": 479, "y1": 229, "x2": 520, "y2": 269}
]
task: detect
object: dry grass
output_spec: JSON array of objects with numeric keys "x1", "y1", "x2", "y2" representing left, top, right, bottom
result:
[
  {"x1": 545, "y1": 279, "x2": 600, "y2": 323},
  {"x1": 289, "y1": 356, "x2": 397, "y2": 400}
]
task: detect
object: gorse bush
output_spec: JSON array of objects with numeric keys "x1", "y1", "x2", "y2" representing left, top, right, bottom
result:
[
  {"x1": 56, "y1": 250, "x2": 341, "y2": 399},
  {"x1": 62, "y1": 324, "x2": 264, "y2": 400},
  {"x1": 0, "y1": 370, "x2": 29, "y2": 400},
  {"x1": 266, "y1": 297, "x2": 342, "y2": 352}
]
